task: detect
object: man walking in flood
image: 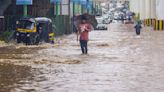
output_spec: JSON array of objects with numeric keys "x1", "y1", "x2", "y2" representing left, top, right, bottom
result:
[{"x1": 77, "y1": 16, "x2": 93, "y2": 54}]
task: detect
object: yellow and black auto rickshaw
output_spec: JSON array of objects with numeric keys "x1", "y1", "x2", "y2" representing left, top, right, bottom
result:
[{"x1": 15, "y1": 17, "x2": 55, "y2": 45}]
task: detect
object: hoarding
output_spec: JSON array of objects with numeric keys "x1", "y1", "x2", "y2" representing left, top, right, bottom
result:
[
  {"x1": 51, "y1": 0, "x2": 61, "y2": 3},
  {"x1": 16, "y1": 0, "x2": 33, "y2": 5}
]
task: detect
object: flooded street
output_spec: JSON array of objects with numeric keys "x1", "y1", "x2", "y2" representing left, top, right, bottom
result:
[{"x1": 1, "y1": 23, "x2": 164, "y2": 92}]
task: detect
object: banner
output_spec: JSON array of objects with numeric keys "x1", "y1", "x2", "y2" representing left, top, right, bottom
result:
[
  {"x1": 16, "y1": 0, "x2": 33, "y2": 5},
  {"x1": 71, "y1": 0, "x2": 87, "y2": 4},
  {"x1": 51, "y1": 0, "x2": 61, "y2": 3}
]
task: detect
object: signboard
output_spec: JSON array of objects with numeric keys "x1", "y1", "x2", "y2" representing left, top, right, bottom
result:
[
  {"x1": 71, "y1": 0, "x2": 87, "y2": 4},
  {"x1": 16, "y1": 0, "x2": 33, "y2": 5},
  {"x1": 61, "y1": 0, "x2": 69, "y2": 4},
  {"x1": 51, "y1": 0, "x2": 61, "y2": 3},
  {"x1": 71, "y1": 0, "x2": 81, "y2": 3}
]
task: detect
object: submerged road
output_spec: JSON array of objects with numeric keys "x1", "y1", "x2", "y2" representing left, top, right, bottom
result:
[{"x1": 0, "y1": 23, "x2": 164, "y2": 92}]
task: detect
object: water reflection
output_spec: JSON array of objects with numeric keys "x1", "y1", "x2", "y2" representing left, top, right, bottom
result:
[{"x1": 1, "y1": 23, "x2": 164, "y2": 92}]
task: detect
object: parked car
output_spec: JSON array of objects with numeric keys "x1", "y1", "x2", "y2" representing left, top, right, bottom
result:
[
  {"x1": 103, "y1": 17, "x2": 112, "y2": 24},
  {"x1": 95, "y1": 17, "x2": 108, "y2": 30},
  {"x1": 96, "y1": 24, "x2": 108, "y2": 30}
]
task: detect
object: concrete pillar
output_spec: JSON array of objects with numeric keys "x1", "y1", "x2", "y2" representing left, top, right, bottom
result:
[
  {"x1": 156, "y1": 0, "x2": 164, "y2": 20},
  {"x1": 136, "y1": 0, "x2": 140, "y2": 14},
  {"x1": 139, "y1": 0, "x2": 145, "y2": 20},
  {"x1": 129, "y1": 0, "x2": 135, "y2": 12},
  {"x1": 145, "y1": 0, "x2": 151, "y2": 19},
  {"x1": 132, "y1": 0, "x2": 140, "y2": 16},
  {"x1": 150, "y1": 0, "x2": 156, "y2": 19},
  {"x1": 129, "y1": 0, "x2": 140, "y2": 20}
]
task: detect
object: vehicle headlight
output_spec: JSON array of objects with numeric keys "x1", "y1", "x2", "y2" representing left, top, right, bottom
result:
[
  {"x1": 16, "y1": 33, "x2": 19, "y2": 36},
  {"x1": 27, "y1": 34, "x2": 30, "y2": 37}
]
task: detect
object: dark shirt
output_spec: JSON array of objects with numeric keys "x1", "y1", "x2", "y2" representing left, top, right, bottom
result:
[{"x1": 135, "y1": 24, "x2": 142, "y2": 31}]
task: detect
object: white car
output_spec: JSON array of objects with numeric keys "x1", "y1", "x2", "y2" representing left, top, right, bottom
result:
[
  {"x1": 103, "y1": 17, "x2": 112, "y2": 24},
  {"x1": 96, "y1": 24, "x2": 108, "y2": 30},
  {"x1": 96, "y1": 17, "x2": 108, "y2": 30}
]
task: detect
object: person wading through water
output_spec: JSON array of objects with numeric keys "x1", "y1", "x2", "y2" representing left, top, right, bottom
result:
[
  {"x1": 77, "y1": 16, "x2": 93, "y2": 54},
  {"x1": 134, "y1": 21, "x2": 142, "y2": 35}
]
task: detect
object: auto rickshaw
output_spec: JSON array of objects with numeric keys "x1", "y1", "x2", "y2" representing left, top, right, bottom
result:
[{"x1": 15, "y1": 17, "x2": 55, "y2": 45}]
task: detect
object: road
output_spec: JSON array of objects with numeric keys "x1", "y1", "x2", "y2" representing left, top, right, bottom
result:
[{"x1": 0, "y1": 23, "x2": 164, "y2": 92}]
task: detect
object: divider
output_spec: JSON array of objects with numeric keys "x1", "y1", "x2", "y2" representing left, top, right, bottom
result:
[
  {"x1": 143, "y1": 19, "x2": 164, "y2": 31},
  {"x1": 154, "y1": 20, "x2": 164, "y2": 31}
]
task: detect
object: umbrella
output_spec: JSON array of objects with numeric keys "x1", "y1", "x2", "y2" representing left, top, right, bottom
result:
[
  {"x1": 73, "y1": 13, "x2": 98, "y2": 41},
  {"x1": 73, "y1": 13, "x2": 98, "y2": 29}
]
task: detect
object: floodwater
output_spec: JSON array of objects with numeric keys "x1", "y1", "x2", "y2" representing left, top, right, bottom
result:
[{"x1": 1, "y1": 23, "x2": 164, "y2": 92}]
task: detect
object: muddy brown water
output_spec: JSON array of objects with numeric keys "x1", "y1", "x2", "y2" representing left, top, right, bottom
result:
[
  {"x1": 0, "y1": 23, "x2": 164, "y2": 92},
  {"x1": 0, "y1": 63, "x2": 33, "y2": 92},
  {"x1": 0, "y1": 46, "x2": 45, "y2": 59}
]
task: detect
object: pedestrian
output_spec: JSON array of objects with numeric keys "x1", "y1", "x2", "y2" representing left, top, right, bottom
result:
[
  {"x1": 77, "y1": 16, "x2": 93, "y2": 54},
  {"x1": 134, "y1": 21, "x2": 142, "y2": 35}
]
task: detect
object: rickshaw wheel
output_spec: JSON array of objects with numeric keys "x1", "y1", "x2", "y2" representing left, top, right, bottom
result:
[{"x1": 17, "y1": 36, "x2": 21, "y2": 43}]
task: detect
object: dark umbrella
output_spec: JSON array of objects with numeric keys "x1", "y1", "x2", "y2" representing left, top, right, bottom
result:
[
  {"x1": 73, "y1": 13, "x2": 98, "y2": 29},
  {"x1": 73, "y1": 13, "x2": 98, "y2": 41}
]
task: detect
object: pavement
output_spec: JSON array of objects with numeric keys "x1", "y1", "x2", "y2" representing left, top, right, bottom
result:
[{"x1": 0, "y1": 23, "x2": 164, "y2": 92}]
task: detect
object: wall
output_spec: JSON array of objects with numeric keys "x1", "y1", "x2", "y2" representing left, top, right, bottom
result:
[
  {"x1": 156, "y1": 0, "x2": 164, "y2": 20},
  {"x1": 0, "y1": 0, "x2": 12, "y2": 16},
  {"x1": 129, "y1": 0, "x2": 157, "y2": 20}
]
